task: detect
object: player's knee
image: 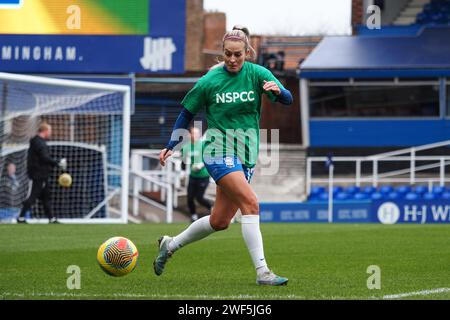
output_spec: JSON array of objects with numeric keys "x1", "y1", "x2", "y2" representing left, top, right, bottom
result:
[
  {"x1": 240, "y1": 193, "x2": 259, "y2": 214},
  {"x1": 210, "y1": 218, "x2": 230, "y2": 231}
]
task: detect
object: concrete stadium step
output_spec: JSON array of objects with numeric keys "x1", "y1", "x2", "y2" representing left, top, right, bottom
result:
[
  {"x1": 393, "y1": 0, "x2": 429, "y2": 25},
  {"x1": 127, "y1": 195, "x2": 190, "y2": 223},
  {"x1": 394, "y1": 16, "x2": 417, "y2": 25},
  {"x1": 251, "y1": 145, "x2": 306, "y2": 202},
  {"x1": 402, "y1": 7, "x2": 424, "y2": 15},
  {"x1": 410, "y1": 0, "x2": 430, "y2": 7},
  {"x1": 203, "y1": 144, "x2": 307, "y2": 202}
]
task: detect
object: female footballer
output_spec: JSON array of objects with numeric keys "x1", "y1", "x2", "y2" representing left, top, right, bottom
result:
[{"x1": 153, "y1": 27, "x2": 293, "y2": 286}]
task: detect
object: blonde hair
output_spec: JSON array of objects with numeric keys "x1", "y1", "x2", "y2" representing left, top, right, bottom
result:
[
  {"x1": 38, "y1": 122, "x2": 51, "y2": 133},
  {"x1": 222, "y1": 28, "x2": 256, "y2": 61},
  {"x1": 209, "y1": 26, "x2": 255, "y2": 70},
  {"x1": 231, "y1": 25, "x2": 250, "y2": 37}
]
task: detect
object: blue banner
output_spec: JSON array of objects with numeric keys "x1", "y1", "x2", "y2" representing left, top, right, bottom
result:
[
  {"x1": 259, "y1": 201, "x2": 373, "y2": 223},
  {"x1": 259, "y1": 200, "x2": 450, "y2": 224},
  {"x1": 0, "y1": 35, "x2": 184, "y2": 74},
  {"x1": 0, "y1": 0, "x2": 186, "y2": 73},
  {"x1": 373, "y1": 200, "x2": 450, "y2": 224}
]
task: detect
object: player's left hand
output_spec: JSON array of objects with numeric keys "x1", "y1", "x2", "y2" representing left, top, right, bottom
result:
[{"x1": 263, "y1": 80, "x2": 281, "y2": 95}]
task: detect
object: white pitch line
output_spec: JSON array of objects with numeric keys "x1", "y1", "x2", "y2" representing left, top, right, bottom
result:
[
  {"x1": 0, "y1": 292, "x2": 304, "y2": 300},
  {"x1": 9, "y1": 290, "x2": 450, "y2": 300},
  {"x1": 383, "y1": 288, "x2": 450, "y2": 299}
]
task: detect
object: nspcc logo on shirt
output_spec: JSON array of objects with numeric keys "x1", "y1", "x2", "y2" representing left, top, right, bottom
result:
[{"x1": 216, "y1": 91, "x2": 255, "y2": 104}]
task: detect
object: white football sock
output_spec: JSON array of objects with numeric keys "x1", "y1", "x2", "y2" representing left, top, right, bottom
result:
[
  {"x1": 241, "y1": 214, "x2": 269, "y2": 275},
  {"x1": 169, "y1": 215, "x2": 215, "y2": 252}
]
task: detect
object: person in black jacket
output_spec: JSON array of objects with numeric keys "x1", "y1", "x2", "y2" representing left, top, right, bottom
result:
[{"x1": 17, "y1": 122, "x2": 66, "y2": 224}]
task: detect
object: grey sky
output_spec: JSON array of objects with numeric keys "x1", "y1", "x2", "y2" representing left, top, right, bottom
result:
[{"x1": 203, "y1": 0, "x2": 352, "y2": 36}]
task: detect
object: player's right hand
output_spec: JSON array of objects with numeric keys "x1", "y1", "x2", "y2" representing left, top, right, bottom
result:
[{"x1": 159, "y1": 148, "x2": 173, "y2": 166}]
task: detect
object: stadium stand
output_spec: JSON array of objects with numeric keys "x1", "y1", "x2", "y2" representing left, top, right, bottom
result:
[
  {"x1": 308, "y1": 184, "x2": 450, "y2": 201},
  {"x1": 416, "y1": 0, "x2": 450, "y2": 25}
]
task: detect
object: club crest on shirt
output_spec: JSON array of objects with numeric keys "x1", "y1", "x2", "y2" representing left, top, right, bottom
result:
[{"x1": 224, "y1": 156, "x2": 235, "y2": 168}]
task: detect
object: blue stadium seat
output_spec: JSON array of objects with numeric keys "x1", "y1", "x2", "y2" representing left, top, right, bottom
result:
[
  {"x1": 431, "y1": 12, "x2": 447, "y2": 24},
  {"x1": 441, "y1": 192, "x2": 450, "y2": 200},
  {"x1": 414, "y1": 185, "x2": 428, "y2": 194},
  {"x1": 332, "y1": 186, "x2": 343, "y2": 194},
  {"x1": 353, "y1": 192, "x2": 369, "y2": 200},
  {"x1": 345, "y1": 186, "x2": 360, "y2": 194},
  {"x1": 396, "y1": 185, "x2": 411, "y2": 194},
  {"x1": 336, "y1": 192, "x2": 350, "y2": 200},
  {"x1": 362, "y1": 186, "x2": 376, "y2": 194},
  {"x1": 371, "y1": 192, "x2": 384, "y2": 200},
  {"x1": 405, "y1": 192, "x2": 419, "y2": 201},
  {"x1": 387, "y1": 192, "x2": 400, "y2": 200},
  {"x1": 423, "y1": 192, "x2": 436, "y2": 200},
  {"x1": 416, "y1": 12, "x2": 430, "y2": 24},
  {"x1": 319, "y1": 193, "x2": 329, "y2": 201},
  {"x1": 311, "y1": 186, "x2": 325, "y2": 196},
  {"x1": 432, "y1": 186, "x2": 445, "y2": 194},
  {"x1": 379, "y1": 185, "x2": 393, "y2": 194}
]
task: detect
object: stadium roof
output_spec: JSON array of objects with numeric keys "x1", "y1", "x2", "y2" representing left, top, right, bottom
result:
[{"x1": 299, "y1": 27, "x2": 450, "y2": 78}]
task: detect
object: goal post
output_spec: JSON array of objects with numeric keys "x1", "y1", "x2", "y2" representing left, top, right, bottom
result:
[{"x1": 0, "y1": 72, "x2": 131, "y2": 224}]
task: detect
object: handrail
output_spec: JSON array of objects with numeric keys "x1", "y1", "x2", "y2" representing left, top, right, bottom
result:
[
  {"x1": 129, "y1": 169, "x2": 173, "y2": 223},
  {"x1": 368, "y1": 140, "x2": 450, "y2": 160},
  {"x1": 130, "y1": 149, "x2": 188, "y2": 223},
  {"x1": 308, "y1": 156, "x2": 450, "y2": 162},
  {"x1": 308, "y1": 140, "x2": 450, "y2": 162},
  {"x1": 364, "y1": 160, "x2": 450, "y2": 181},
  {"x1": 306, "y1": 140, "x2": 450, "y2": 195}
]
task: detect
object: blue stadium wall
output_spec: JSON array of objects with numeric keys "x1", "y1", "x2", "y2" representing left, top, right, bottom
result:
[
  {"x1": 310, "y1": 119, "x2": 450, "y2": 147},
  {"x1": 260, "y1": 201, "x2": 450, "y2": 224},
  {"x1": 301, "y1": 27, "x2": 450, "y2": 148}
]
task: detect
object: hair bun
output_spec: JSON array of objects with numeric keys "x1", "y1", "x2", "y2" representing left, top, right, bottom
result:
[{"x1": 232, "y1": 25, "x2": 250, "y2": 37}]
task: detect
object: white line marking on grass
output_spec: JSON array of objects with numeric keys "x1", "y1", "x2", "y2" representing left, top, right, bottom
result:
[
  {"x1": 383, "y1": 288, "x2": 450, "y2": 299},
  {"x1": 1, "y1": 292, "x2": 305, "y2": 300}
]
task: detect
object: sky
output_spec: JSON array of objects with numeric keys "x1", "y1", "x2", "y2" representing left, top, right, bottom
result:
[{"x1": 203, "y1": 0, "x2": 352, "y2": 36}]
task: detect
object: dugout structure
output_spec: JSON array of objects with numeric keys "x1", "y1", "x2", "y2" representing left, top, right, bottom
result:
[{"x1": 0, "y1": 73, "x2": 131, "y2": 223}]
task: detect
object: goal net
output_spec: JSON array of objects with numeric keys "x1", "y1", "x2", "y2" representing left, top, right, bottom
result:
[{"x1": 0, "y1": 73, "x2": 130, "y2": 223}]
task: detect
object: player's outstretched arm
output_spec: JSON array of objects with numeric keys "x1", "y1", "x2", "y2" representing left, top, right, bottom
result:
[{"x1": 159, "y1": 107, "x2": 195, "y2": 166}]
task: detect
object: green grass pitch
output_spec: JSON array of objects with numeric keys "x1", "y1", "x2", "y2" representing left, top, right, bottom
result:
[{"x1": 1, "y1": 223, "x2": 450, "y2": 300}]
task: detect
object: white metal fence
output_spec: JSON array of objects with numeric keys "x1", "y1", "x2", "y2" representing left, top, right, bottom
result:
[
  {"x1": 306, "y1": 140, "x2": 450, "y2": 195},
  {"x1": 129, "y1": 149, "x2": 187, "y2": 223}
]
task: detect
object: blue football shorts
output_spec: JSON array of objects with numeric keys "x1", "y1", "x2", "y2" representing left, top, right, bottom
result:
[{"x1": 203, "y1": 155, "x2": 255, "y2": 184}]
